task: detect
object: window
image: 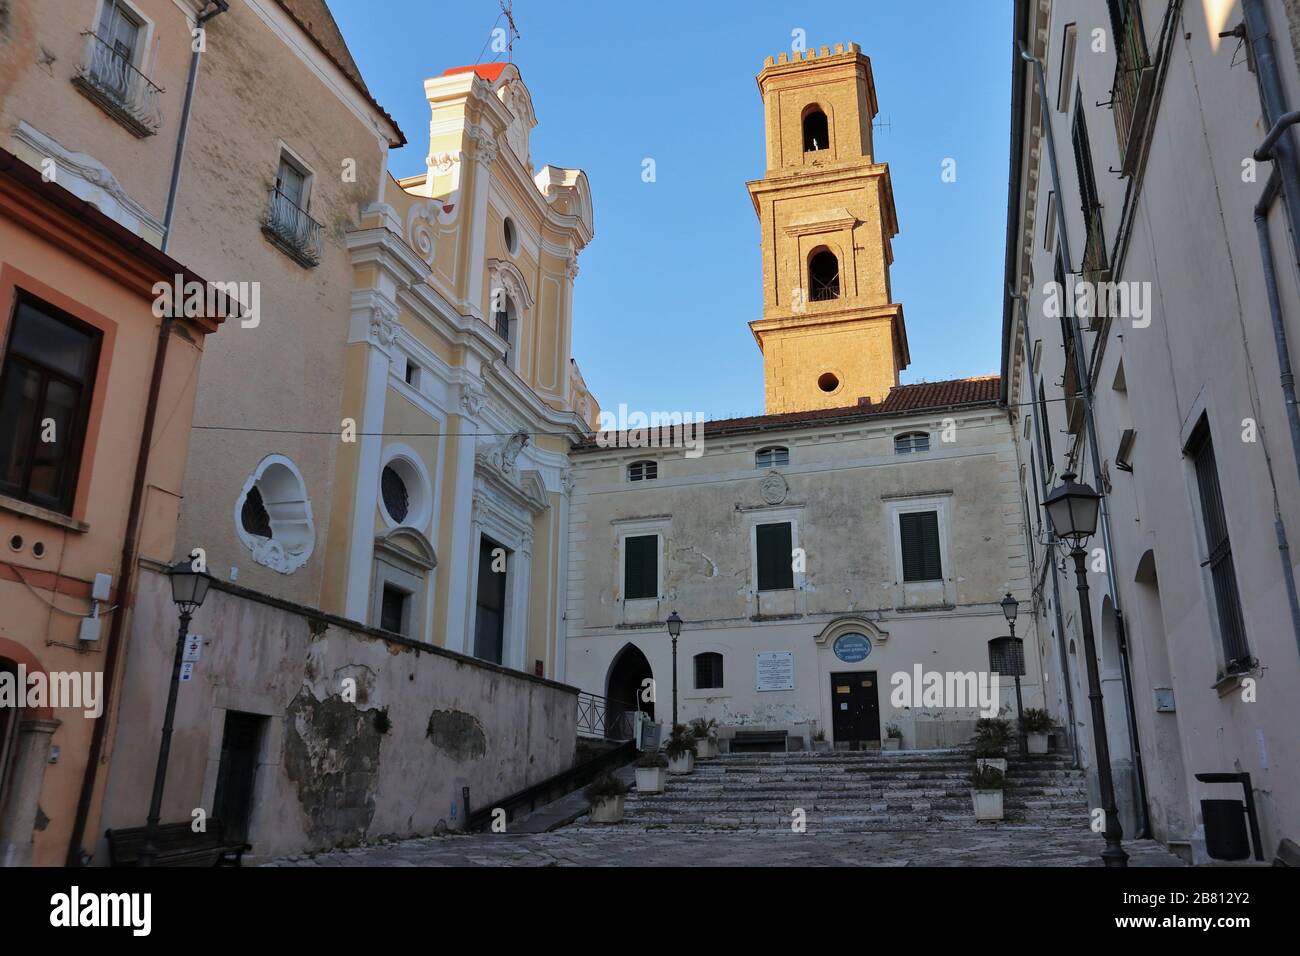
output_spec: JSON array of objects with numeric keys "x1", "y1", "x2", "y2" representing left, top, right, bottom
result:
[
  {"x1": 694, "y1": 652, "x2": 723, "y2": 690},
  {"x1": 381, "y1": 465, "x2": 410, "y2": 524},
  {"x1": 808, "y1": 248, "x2": 840, "y2": 301},
  {"x1": 404, "y1": 360, "x2": 422, "y2": 389},
  {"x1": 1044, "y1": 192, "x2": 1057, "y2": 253},
  {"x1": 0, "y1": 295, "x2": 101, "y2": 514},
  {"x1": 1037, "y1": 379, "x2": 1054, "y2": 474},
  {"x1": 756, "y1": 446, "x2": 789, "y2": 469},
  {"x1": 756, "y1": 521, "x2": 794, "y2": 591},
  {"x1": 623, "y1": 534, "x2": 658, "y2": 600},
  {"x1": 802, "y1": 106, "x2": 829, "y2": 152},
  {"x1": 380, "y1": 584, "x2": 409, "y2": 636},
  {"x1": 503, "y1": 216, "x2": 518, "y2": 255},
  {"x1": 491, "y1": 292, "x2": 517, "y2": 368},
  {"x1": 818, "y1": 372, "x2": 840, "y2": 393},
  {"x1": 234, "y1": 455, "x2": 315, "y2": 574},
  {"x1": 899, "y1": 510, "x2": 942, "y2": 582},
  {"x1": 1186, "y1": 418, "x2": 1251, "y2": 673},
  {"x1": 894, "y1": 432, "x2": 930, "y2": 454},
  {"x1": 264, "y1": 152, "x2": 322, "y2": 266},
  {"x1": 97, "y1": 0, "x2": 142, "y2": 66},
  {"x1": 628, "y1": 460, "x2": 657, "y2": 482},
  {"x1": 1056, "y1": 24, "x2": 1078, "y2": 113}
]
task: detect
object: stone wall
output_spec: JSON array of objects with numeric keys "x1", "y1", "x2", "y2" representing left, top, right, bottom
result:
[{"x1": 94, "y1": 566, "x2": 577, "y2": 863}]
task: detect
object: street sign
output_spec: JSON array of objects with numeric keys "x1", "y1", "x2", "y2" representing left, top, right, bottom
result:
[
  {"x1": 180, "y1": 662, "x2": 195, "y2": 682},
  {"x1": 182, "y1": 635, "x2": 203, "y2": 663}
]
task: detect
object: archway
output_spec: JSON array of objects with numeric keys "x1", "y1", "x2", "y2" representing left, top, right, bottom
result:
[
  {"x1": 0, "y1": 640, "x2": 59, "y2": 866},
  {"x1": 606, "y1": 643, "x2": 653, "y2": 738}
]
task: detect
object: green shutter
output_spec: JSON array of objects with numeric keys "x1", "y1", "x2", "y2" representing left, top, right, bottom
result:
[
  {"x1": 901, "y1": 511, "x2": 942, "y2": 582},
  {"x1": 757, "y1": 522, "x2": 794, "y2": 591},
  {"x1": 624, "y1": 535, "x2": 658, "y2": 599}
]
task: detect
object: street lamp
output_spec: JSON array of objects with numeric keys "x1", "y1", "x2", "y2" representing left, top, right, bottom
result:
[
  {"x1": 1044, "y1": 471, "x2": 1128, "y2": 867},
  {"x1": 140, "y1": 559, "x2": 214, "y2": 866},
  {"x1": 998, "y1": 593, "x2": 1026, "y2": 756},
  {"x1": 666, "y1": 611, "x2": 682, "y2": 727}
]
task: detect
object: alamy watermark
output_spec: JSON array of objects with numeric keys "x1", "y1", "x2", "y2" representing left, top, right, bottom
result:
[
  {"x1": 596, "y1": 404, "x2": 706, "y2": 458},
  {"x1": 152, "y1": 274, "x2": 260, "y2": 328},
  {"x1": 0, "y1": 666, "x2": 102, "y2": 718},
  {"x1": 1043, "y1": 278, "x2": 1151, "y2": 329},
  {"x1": 890, "y1": 666, "x2": 1001, "y2": 717}
]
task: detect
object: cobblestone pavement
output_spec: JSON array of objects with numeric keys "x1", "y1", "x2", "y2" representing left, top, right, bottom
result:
[{"x1": 267, "y1": 825, "x2": 1185, "y2": 867}]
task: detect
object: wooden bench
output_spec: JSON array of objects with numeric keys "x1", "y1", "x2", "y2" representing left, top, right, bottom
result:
[
  {"x1": 730, "y1": 730, "x2": 788, "y2": 753},
  {"x1": 105, "y1": 821, "x2": 251, "y2": 867}
]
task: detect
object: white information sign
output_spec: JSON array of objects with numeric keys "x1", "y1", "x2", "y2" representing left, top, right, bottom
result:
[{"x1": 756, "y1": 651, "x2": 795, "y2": 691}]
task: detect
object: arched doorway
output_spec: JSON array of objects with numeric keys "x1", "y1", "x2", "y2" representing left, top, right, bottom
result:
[
  {"x1": 0, "y1": 641, "x2": 59, "y2": 866},
  {"x1": 606, "y1": 644, "x2": 653, "y2": 739}
]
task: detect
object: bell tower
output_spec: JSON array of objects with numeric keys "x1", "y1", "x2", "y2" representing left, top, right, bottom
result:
[{"x1": 746, "y1": 42, "x2": 909, "y2": 413}]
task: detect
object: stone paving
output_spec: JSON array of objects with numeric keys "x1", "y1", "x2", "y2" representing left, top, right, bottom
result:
[{"x1": 267, "y1": 825, "x2": 1185, "y2": 867}]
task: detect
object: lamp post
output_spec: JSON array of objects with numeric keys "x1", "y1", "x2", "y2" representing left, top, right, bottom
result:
[
  {"x1": 666, "y1": 611, "x2": 682, "y2": 727},
  {"x1": 1044, "y1": 472, "x2": 1128, "y2": 867},
  {"x1": 139, "y1": 559, "x2": 214, "y2": 867},
  {"x1": 999, "y1": 593, "x2": 1026, "y2": 756}
]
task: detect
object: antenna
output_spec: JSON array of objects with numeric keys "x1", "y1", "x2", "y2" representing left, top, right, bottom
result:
[
  {"x1": 501, "y1": 0, "x2": 520, "y2": 61},
  {"x1": 873, "y1": 115, "x2": 893, "y2": 134}
]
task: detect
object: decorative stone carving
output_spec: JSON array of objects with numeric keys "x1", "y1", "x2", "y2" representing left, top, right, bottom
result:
[
  {"x1": 467, "y1": 125, "x2": 498, "y2": 167},
  {"x1": 459, "y1": 380, "x2": 486, "y2": 418},
  {"x1": 368, "y1": 302, "x2": 400, "y2": 348},
  {"x1": 500, "y1": 431, "x2": 529, "y2": 474},
  {"x1": 561, "y1": 468, "x2": 576, "y2": 497},
  {"x1": 760, "y1": 470, "x2": 789, "y2": 505}
]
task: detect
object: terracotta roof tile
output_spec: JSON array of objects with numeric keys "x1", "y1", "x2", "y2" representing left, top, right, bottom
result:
[{"x1": 573, "y1": 376, "x2": 1002, "y2": 450}]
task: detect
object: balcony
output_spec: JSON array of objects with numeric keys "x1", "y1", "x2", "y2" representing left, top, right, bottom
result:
[
  {"x1": 71, "y1": 32, "x2": 163, "y2": 138},
  {"x1": 262, "y1": 187, "x2": 323, "y2": 267},
  {"x1": 1110, "y1": 2, "x2": 1156, "y2": 177}
]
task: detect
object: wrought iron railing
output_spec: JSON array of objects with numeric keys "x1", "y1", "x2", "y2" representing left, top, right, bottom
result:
[
  {"x1": 1111, "y1": 2, "x2": 1153, "y2": 174},
  {"x1": 809, "y1": 274, "x2": 840, "y2": 302},
  {"x1": 73, "y1": 31, "x2": 163, "y2": 136},
  {"x1": 262, "y1": 187, "x2": 323, "y2": 267},
  {"x1": 576, "y1": 692, "x2": 639, "y2": 741}
]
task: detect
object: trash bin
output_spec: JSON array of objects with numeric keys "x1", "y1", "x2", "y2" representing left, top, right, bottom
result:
[{"x1": 1201, "y1": 798, "x2": 1250, "y2": 860}]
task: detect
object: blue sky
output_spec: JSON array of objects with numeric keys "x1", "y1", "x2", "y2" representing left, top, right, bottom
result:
[{"x1": 330, "y1": 1, "x2": 1012, "y2": 420}]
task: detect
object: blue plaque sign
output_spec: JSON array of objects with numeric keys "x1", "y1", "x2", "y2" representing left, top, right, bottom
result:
[{"x1": 833, "y1": 632, "x2": 872, "y2": 663}]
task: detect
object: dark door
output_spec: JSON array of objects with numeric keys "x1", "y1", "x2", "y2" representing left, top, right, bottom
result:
[
  {"x1": 474, "y1": 536, "x2": 507, "y2": 664},
  {"x1": 830, "y1": 671, "x2": 880, "y2": 748},
  {"x1": 213, "y1": 711, "x2": 265, "y2": 843}
]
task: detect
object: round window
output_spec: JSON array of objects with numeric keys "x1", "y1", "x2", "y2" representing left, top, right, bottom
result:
[
  {"x1": 818, "y1": 372, "x2": 840, "y2": 393},
  {"x1": 381, "y1": 464, "x2": 410, "y2": 524},
  {"x1": 503, "y1": 216, "x2": 518, "y2": 255}
]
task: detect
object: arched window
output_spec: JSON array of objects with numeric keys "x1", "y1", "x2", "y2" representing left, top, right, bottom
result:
[
  {"x1": 894, "y1": 432, "x2": 931, "y2": 454},
  {"x1": 491, "y1": 293, "x2": 518, "y2": 368},
  {"x1": 756, "y1": 446, "x2": 789, "y2": 469},
  {"x1": 802, "y1": 106, "x2": 829, "y2": 152},
  {"x1": 628, "y1": 460, "x2": 657, "y2": 482},
  {"x1": 694, "y1": 652, "x2": 723, "y2": 689},
  {"x1": 809, "y1": 248, "x2": 840, "y2": 301}
]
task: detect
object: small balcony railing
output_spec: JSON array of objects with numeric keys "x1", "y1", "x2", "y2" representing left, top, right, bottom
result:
[
  {"x1": 1110, "y1": 2, "x2": 1155, "y2": 176},
  {"x1": 576, "y1": 692, "x2": 639, "y2": 741},
  {"x1": 262, "y1": 187, "x2": 323, "y2": 267},
  {"x1": 72, "y1": 31, "x2": 163, "y2": 137}
]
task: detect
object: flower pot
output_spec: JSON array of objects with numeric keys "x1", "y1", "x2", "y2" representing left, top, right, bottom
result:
[
  {"x1": 1027, "y1": 731, "x2": 1049, "y2": 755},
  {"x1": 694, "y1": 738, "x2": 715, "y2": 759},
  {"x1": 635, "y1": 767, "x2": 665, "y2": 794},
  {"x1": 976, "y1": 757, "x2": 1007, "y2": 773},
  {"x1": 589, "y1": 795, "x2": 625, "y2": 824},
  {"x1": 882, "y1": 738, "x2": 902, "y2": 751},
  {"x1": 971, "y1": 789, "x2": 1004, "y2": 822},
  {"x1": 667, "y1": 752, "x2": 694, "y2": 774}
]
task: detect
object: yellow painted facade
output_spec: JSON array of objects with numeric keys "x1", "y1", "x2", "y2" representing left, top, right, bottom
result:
[{"x1": 747, "y1": 43, "x2": 910, "y2": 413}]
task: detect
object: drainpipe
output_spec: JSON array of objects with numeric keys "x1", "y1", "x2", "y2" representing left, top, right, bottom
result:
[
  {"x1": 161, "y1": 0, "x2": 229, "y2": 252},
  {"x1": 1254, "y1": 169, "x2": 1300, "y2": 662},
  {"x1": 1018, "y1": 43, "x2": 1152, "y2": 837},
  {"x1": 64, "y1": 0, "x2": 229, "y2": 865}
]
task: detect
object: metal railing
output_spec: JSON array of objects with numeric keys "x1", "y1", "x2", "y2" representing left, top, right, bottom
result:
[
  {"x1": 576, "y1": 692, "x2": 639, "y2": 741},
  {"x1": 1111, "y1": 2, "x2": 1152, "y2": 173},
  {"x1": 73, "y1": 32, "x2": 164, "y2": 135},
  {"x1": 809, "y1": 274, "x2": 841, "y2": 302},
  {"x1": 262, "y1": 187, "x2": 323, "y2": 266}
]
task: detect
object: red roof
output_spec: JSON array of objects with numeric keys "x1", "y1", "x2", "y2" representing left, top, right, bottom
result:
[
  {"x1": 442, "y1": 63, "x2": 510, "y2": 84},
  {"x1": 573, "y1": 376, "x2": 1001, "y2": 450}
]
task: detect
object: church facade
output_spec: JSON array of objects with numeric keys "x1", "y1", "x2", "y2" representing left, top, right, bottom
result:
[{"x1": 564, "y1": 45, "x2": 1046, "y2": 750}]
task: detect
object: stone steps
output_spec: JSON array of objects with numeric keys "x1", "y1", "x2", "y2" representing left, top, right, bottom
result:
[{"x1": 616, "y1": 748, "x2": 1089, "y2": 831}]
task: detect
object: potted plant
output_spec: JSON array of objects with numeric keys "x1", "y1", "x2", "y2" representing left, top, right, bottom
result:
[
  {"x1": 812, "y1": 729, "x2": 832, "y2": 752},
  {"x1": 688, "y1": 717, "x2": 718, "y2": 759},
  {"x1": 584, "y1": 772, "x2": 630, "y2": 824},
  {"x1": 882, "y1": 723, "x2": 903, "y2": 751},
  {"x1": 634, "y1": 751, "x2": 668, "y2": 794},
  {"x1": 1020, "y1": 708, "x2": 1053, "y2": 755},
  {"x1": 664, "y1": 724, "x2": 697, "y2": 774},
  {"x1": 973, "y1": 716, "x2": 1010, "y2": 773},
  {"x1": 969, "y1": 764, "x2": 1005, "y2": 822}
]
